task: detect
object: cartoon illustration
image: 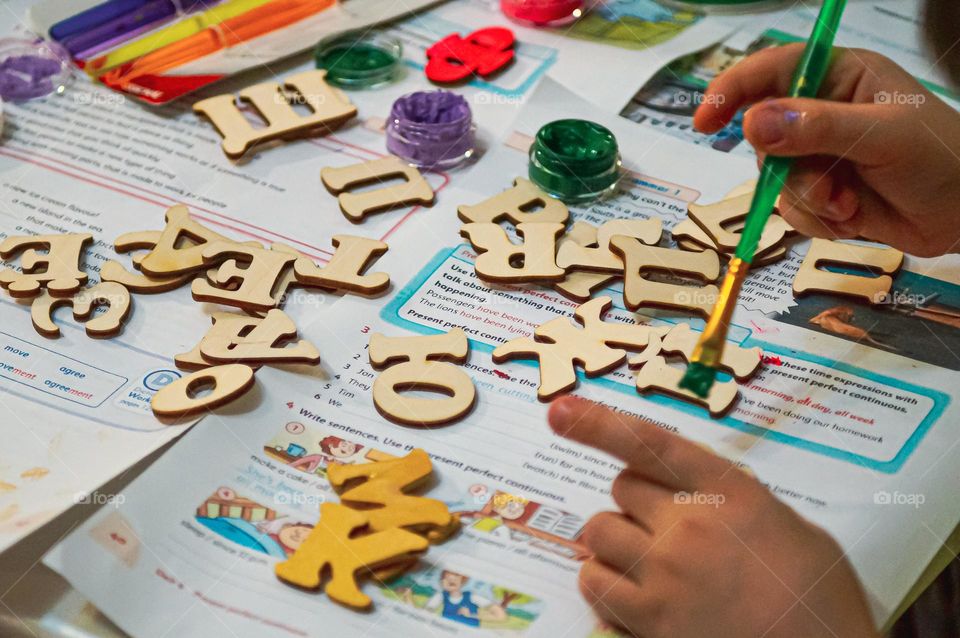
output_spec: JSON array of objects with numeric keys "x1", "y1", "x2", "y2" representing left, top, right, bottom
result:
[
  {"x1": 263, "y1": 422, "x2": 391, "y2": 476},
  {"x1": 456, "y1": 488, "x2": 589, "y2": 560},
  {"x1": 194, "y1": 487, "x2": 313, "y2": 558},
  {"x1": 383, "y1": 565, "x2": 542, "y2": 631}
]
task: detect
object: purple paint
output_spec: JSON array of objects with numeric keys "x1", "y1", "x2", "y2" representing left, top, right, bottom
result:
[
  {"x1": 386, "y1": 91, "x2": 475, "y2": 170},
  {"x1": 0, "y1": 39, "x2": 72, "y2": 101}
]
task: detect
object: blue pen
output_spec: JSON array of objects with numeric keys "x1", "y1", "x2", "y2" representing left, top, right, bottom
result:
[{"x1": 50, "y1": 0, "x2": 219, "y2": 57}]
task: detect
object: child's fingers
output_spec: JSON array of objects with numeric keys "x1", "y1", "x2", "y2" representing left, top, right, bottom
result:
[
  {"x1": 578, "y1": 559, "x2": 650, "y2": 633},
  {"x1": 610, "y1": 471, "x2": 675, "y2": 530},
  {"x1": 582, "y1": 511, "x2": 652, "y2": 582},
  {"x1": 779, "y1": 157, "x2": 859, "y2": 224},
  {"x1": 694, "y1": 44, "x2": 868, "y2": 133},
  {"x1": 742, "y1": 98, "x2": 896, "y2": 164},
  {"x1": 695, "y1": 44, "x2": 808, "y2": 132},
  {"x1": 547, "y1": 397, "x2": 733, "y2": 491}
]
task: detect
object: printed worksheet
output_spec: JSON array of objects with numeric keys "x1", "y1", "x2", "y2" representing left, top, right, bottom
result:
[
  {"x1": 0, "y1": 0, "x2": 754, "y2": 552},
  {"x1": 382, "y1": 0, "x2": 737, "y2": 110},
  {"x1": 46, "y1": 80, "x2": 960, "y2": 637},
  {"x1": 0, "y1": 40, "x2": 481, "y2": 550},
  {"x1": 621, "y1": 0, "x2": 960, "y2": 154}
]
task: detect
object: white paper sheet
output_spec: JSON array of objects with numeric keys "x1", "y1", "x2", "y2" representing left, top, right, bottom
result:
[
  {"x1": 0, "y1": 46, "x2": 480, "y2": 552},
  {"x1": 45, "y1": 80, "x2": 960, "y2": 637}
]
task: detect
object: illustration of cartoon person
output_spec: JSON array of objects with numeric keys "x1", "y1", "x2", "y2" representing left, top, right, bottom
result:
[
  {"x1": 257, "y1": 518, "x2": 314, "y2": 555},
  {"x1": 320, "y1": 436, "x2": 367, "y2": 464},
  {"x1": 420, "y1": 570, "x2": 507, "y2": 627},
  {"x1": 287, "y1": 436, "x2": 366, "y2": 473},
  {"x1": 490, "y1": 493, "x2": 528, "y2": 521}
]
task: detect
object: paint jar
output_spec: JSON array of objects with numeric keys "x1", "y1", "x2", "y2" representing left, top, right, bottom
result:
[
  {"x1": 528, "y1": 119, "x2": 620, "y2": 204},
  {"x1": 500, "y1": 0, "x2": 585, "y2": 26},
  {"x1": 386, "y1": 91, "x2": 476, "y2": 170},
  {"x1": 655, "y1": 0, "x2": 790, "y2": 13},
  {"x1": 0, "y1": 38, "x2": 72, "y2": 101},
  {"x1": 314, "y1": 32, "x2": 402, "y2": 89}
]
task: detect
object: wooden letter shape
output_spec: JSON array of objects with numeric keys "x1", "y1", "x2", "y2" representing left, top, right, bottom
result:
[
  {"x1": 457, "y1": 178, "x2": 569, "y2": 225},
  {"x1": 687, "y1": 192, "x2": 793, "y2": 253},
  {"x1": 192, "y1": 242, "x2": 298, "y2": 312},
  {"x1": 672, "y1": 220, "x2": 788, "y2": 266},
  {"x1": 137, "y1": 205, "x2": 252, "y2": 277},
  {"x1": 275, "y1": 502, "x2": 428, "y2": 609},
  {"x1": 194, "y1": 69, "x2": 357, "y2": 159},
  {"x1": 180, "y1": 309, "x2": 320, "y2": 368},
  {"x1": 793, "y1": 238, "x2": 903, "y2": 303},
  {"x1": 151, "y1": 364, "x2": 255, "y2": 421},
  {"x1": 554, "y1": 222, "x2": 614, "y2": 302},
  {"x1": 328, "y1": 449, "x2": 454, "y2": 534},
  {"x1": 369, "y1": 328, "x2": 476, "y2": 426},
  {"x1": 0, "y1": 233, "x2": 91, "y2": 298},
  {"x1": 611, "y1": 236, "x2": 720, "y2": 317},
  {"x1": 101, "y1": 230, "x2": 195, "y2": 293},
  {"x1": 492, "y1": 297, "x2": 659, "y2": 400},
  {"x1": 557, "y1": 218, "x2": 662, "y2": 272},
  {"x1": 635, "y1": 356, "x2": 738, "y2": 418},
  {"x1": 31, "y1": 282, "x2": 131, "y2": 338},
  {"x1": 460, "y1": 222, "x2": 565, "y2": 284},
  {"x1": 321, "y1": 156, "x2": 435, "y2": 223},
  {"x1": 660, "y1": 323, "x2": 761, "y2": 380},
  {"x1": 293, "y1": 235, "x2": 390, "y2": 295}
]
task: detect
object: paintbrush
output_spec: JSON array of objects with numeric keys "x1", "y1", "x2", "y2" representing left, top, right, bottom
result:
[{"x1": 680, "y1": 0, "x2": 848, "y2": 398}]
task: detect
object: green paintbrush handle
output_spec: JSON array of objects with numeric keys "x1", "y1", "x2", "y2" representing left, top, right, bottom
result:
[{"x1": 733, "y1": 0, "x2": 848, "y2": 263}]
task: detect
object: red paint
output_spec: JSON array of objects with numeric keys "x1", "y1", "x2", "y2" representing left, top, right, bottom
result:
[
  {"x1": 500, "y1": 0, "x2": 582, "y2": 25},
  {"x1": 425, "y1": 27, "x2": 515, "y2": 83}
]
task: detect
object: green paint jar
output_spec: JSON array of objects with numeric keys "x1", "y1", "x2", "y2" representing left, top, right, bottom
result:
[
  {"x1": 528, "y1": 119, "x2": 621, "y2": 204},
  {"x1": 655, "y1": 0, "x2": 790, "y2": 13},
  {"x1": 314, "y1": 32, "x2": 402, "y2": 89}
]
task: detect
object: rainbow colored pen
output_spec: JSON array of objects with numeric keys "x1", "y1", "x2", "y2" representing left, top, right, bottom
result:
[{"x1": 680, "y1": 0, "x2": 848, "y2": 398}]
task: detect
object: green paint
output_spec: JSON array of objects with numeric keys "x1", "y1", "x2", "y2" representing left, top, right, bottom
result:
[
  {"x1": 528, "y1": 119, "x2": 620, "y2": 204},
  {"x1": 314, "y1": 37, "x2": 401, "y2": 88}
]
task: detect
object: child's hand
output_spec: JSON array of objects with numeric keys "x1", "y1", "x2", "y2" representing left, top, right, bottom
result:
[
  {"x1": 694, "y1": 44, "x2": 960, "y2": 257},
  {"x1": 548, "y1": 397, "x2": 877, "y2": 638}
]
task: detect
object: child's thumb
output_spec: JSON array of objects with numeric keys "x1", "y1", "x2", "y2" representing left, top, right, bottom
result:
[{"x1": 743, "y1": 98, "x2": 891, "y2": 163}]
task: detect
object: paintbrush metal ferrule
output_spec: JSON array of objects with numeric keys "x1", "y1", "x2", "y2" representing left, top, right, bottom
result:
[{"x1": 690, "y1": 257, "x2": 751, "y2": 368}]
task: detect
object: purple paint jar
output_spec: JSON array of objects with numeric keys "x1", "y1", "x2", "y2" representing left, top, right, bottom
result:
[
  {"x1": 0, "y1": 38, "x2": 72, "y2": 102},
  {"x1": 386, "y1": 91, "x2": 476, "y2": 170}
]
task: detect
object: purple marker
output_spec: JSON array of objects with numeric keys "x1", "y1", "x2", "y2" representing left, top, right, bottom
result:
[
  {"x1": 52, "y1": 0, "x2": 220, "y2": 57},
  {"x1": 386, "y1": 91, "x2": 476, "y2": 170}
]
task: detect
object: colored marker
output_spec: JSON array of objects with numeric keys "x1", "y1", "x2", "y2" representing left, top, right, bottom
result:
[
  {"x1": 84, "y1": 0, "x2": 276, "y2": 76},
  {"x1": 52, "y1": 0, "x2": 220, "y2": 57},
  {"x1": 100, "y1": 0, "x2": 336, "y2": 89}
]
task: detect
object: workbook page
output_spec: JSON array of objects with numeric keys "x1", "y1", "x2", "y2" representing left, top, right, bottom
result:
[
  {"x1": 0, "y1": 50, "x2": 459, "y2": 551},
  {"x1": 45, "y1": 81, "x2": 960, "y2": 636},
  {"x1": 0, "y1": 0, "x2": 738, "y2": 562}
]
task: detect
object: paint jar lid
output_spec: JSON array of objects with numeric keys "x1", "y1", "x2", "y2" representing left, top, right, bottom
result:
[
  {"x1": 528, "y1": 119, "x2": 620, "y2": 204},
  {"x1": 655, "y1": 0, "x2": 790, "y2": 14},
  {"x1": 386, "y1": 90, "x2": 476, "y2": 170},
  {"x1": 0, "y1": 37, "x2": 72, "y2": 101},
  {"x1": 315, "y1": 32, "x2": 402, "y2": 89},
  {"x1": 500, "y1": 0, "x2": 585, "y2": 26}
]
